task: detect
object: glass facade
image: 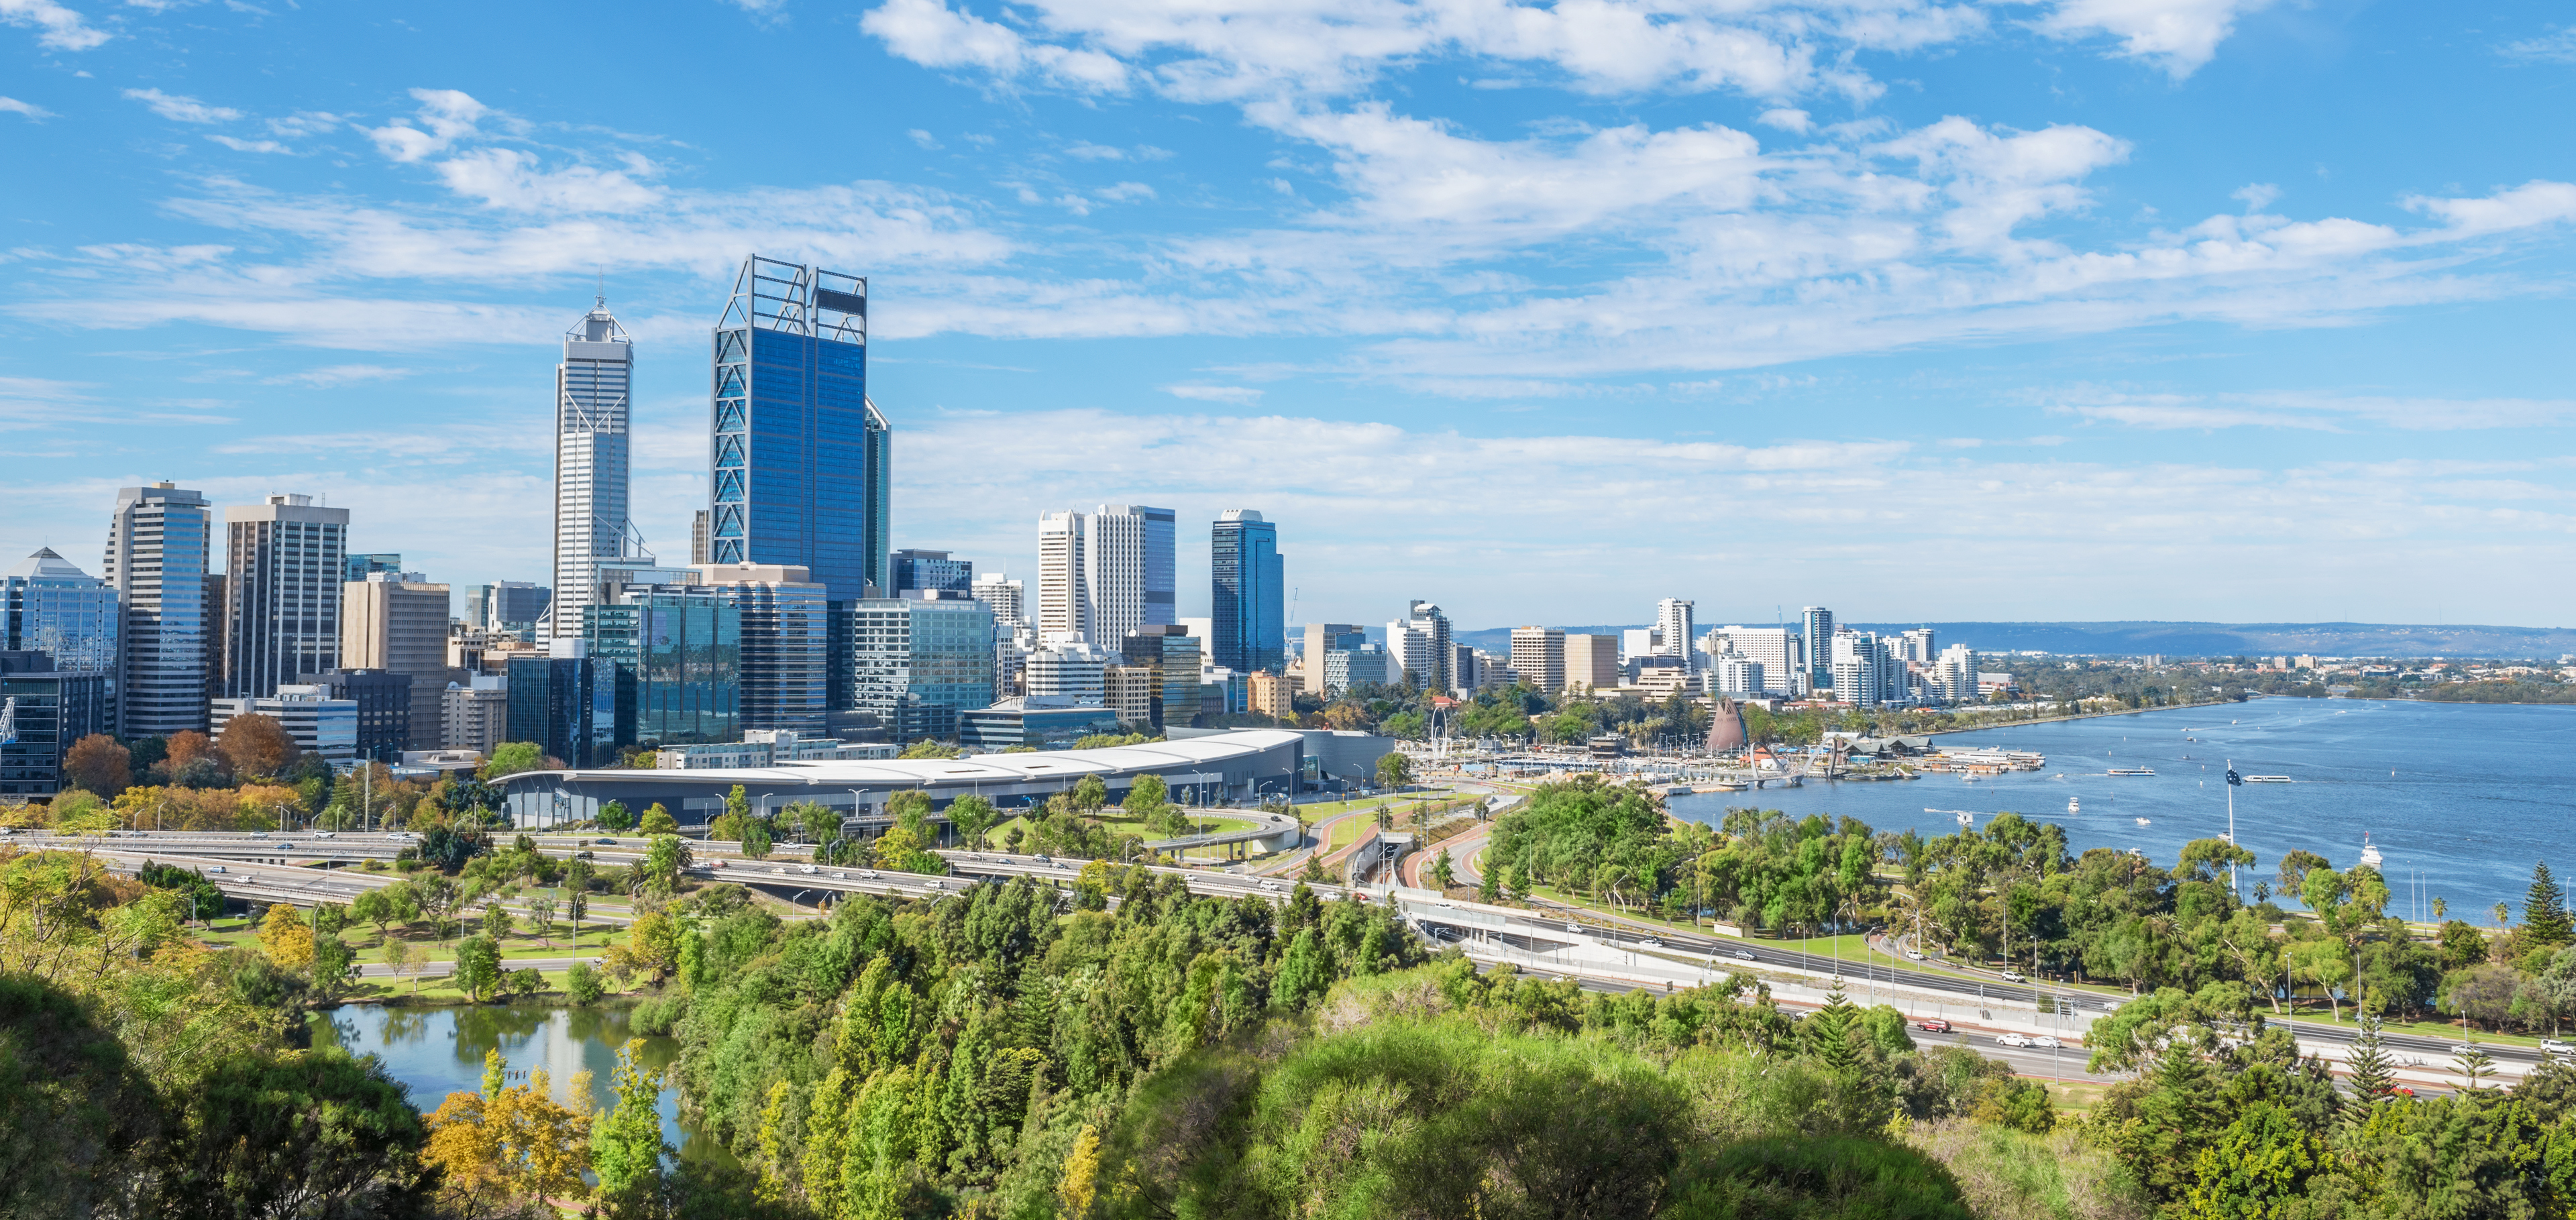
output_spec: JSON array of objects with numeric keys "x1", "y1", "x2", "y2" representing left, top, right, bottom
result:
[
  {"x1": 725, "y1": 579, "x2": 827, "y2": 734},
  {"x1": 104, "y1": 484, "x2": 215, "y2": 737},
  {"x1": 1120, "y1": 626, "x2": 1202, "y2": 729},
  {"x1": 1209, "y1": 512, "x2": 1283, "y2": 674},
  {"x1": 831, "y1": 596, "x2": 995, "y2": 743},
  {"x1": 892, "y1": 549, "x2": 973, "y2": 595},
  {"x1": 586, "y1": 594, "x2": 741, "y2": 746},
  {"x1": 505, "y1": 655, "x2": 618, "y2": 769},
  {"x1": 3, "y1": 549, "x2": 119, "y2": 677},
  {"x1": 0, "y1": 667, "x2": 108, "y2": 795},
  {"x1": 707, "y1": 257, "x2": 889, "y2": 601}
]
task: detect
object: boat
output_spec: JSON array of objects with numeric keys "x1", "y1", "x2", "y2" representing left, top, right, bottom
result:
[
  {"x1": 2135, "y1": 818, "x2": 2151, "y2": 826},
  {"x1": 2107, "y1": 768, "x2": 2156, "y2": 777},
  {"x1": 2243, "y1": 775, "x2": 2292, "y2": 783},
  {"x1": 2360, "y1": 833, "x2": 2383, "y2": 869},
  {"x1": 2068, "y1": 797, "x2": 2080, "y2": 816}
]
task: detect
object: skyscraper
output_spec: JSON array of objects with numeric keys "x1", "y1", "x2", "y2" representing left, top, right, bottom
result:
[
  {"x1": 223, "y1": 494, "x2": 349, "y2": 700},
  {"x1": 104, "y1": 482, "x2": 215, "y2": 736},
  {"x1": 1799, "y1": 606, "x2": 1834, "y2": 694},
  {"x1": 586, "y1": 591, "x2": 741, "y2": 747},
  {"x1": 1509, "y1": 627, "x2": 1565, "y2": 694},
  {"x1": 547, "y1": 296, "x2": 644, "y2": 643},
  {"x1": 1210, "y1": 509, "x2": 1283, "y2": 674},
  {"x1": 833, "y1": 593, "x2": 996, "y2": 742},
  {"x1": 699, "y1": 561, "x2": 828, "y2": 734},
  {"x1": 1391, "y1": 600, "x2": 1452, "y2": 691},
  {"x1": 892, "y1": 549, "x2": 973, "y2": 595},
  {"x1": 706, "y1": 255, "x2": 890, "y2": 600},
  {"x1": 341, "y1": 573, "x2": 453, "y2": 748},
  {"x1": 1656, "y1": 598, "x2": 1697, "y2": 671},
  {"x1": 1034, "y1": 506, "x2": 1171, "y2": 647},
  {"x1": 4, "y1": 549, "x2": 119, "y2": 678},
  {"x1": 472, "y1": 581, "x2": 551, "y2": 636}
]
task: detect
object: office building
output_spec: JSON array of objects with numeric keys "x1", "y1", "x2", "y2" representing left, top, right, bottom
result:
[
  {"x1": 1200, "y1": 665, "x2": 1246, "y2": 718},
  {"x1": 443, "y1": 675, "x2": 509, "y2": 755},
  {"x1": 586, "y1": 591, "x2": 741, "y2": 747},
  {"x1": 1210, "y1": 510, "x2": 1284, "y2": 674},
  {"x1": 972, "y1": 573, "x2": 1025, "y2": 627},
  {"x1": 892, "y1": 549, "x2": 973, "y2": 596},
  {"x1": 1705, "y1": 626, "x2": 1797, "y2": 696},
  {"x1": 957, "y1": 697, "x2": 1127, "y2": 752},
  {"x1": 1035, "y1": 505, "x2": 1173, "y2": 647},
  {"x1": 223, "y1": 493, "x2": 349, "y2": 700},
  {"x1": 506, "y1": 640, "x2": 616, "y2": 769},
  {"x1": 1247, "y1": 669, "x2": 1295, "y2": 720},
  {"x1": 1656, "y1": 599, "x2": 1697, "y2": 671},
  {"x1": 0, "y1": 650, "x2": 109, "y2": 796},
  {"x1": 470, "y1": 581, "x2": 551, "y2": 637},
  {"x1": 1450, "y1": 644, "x2": 1482, "y2": 691},
  {"x1": 1301, "y1": 623, "x2": 1362, "y2": 679},
  {"x1": 1563, "y1": 634, "x2": 1619, "y2": 694},
  {"x1": 706, "y1": 255, "x2": 890, "y2": 600},
  {"x1": 691, "y1": 510, "x2": 710, "y2": 566},
  {"x1": 546, "y1": 296, "x2": 649, "y2": 643},
  {"x1": 104, "y1": 482, "x2": 217, "y2": 737},
  {"x1": 297, "y1": 668, "x2": 413, "y2": 763},
  {"x1": 1323, "y1": 643, "x2": 1389, "y2": 693},
  {"x1": 830, "y1": 592, "x2": 995, "y2": 743},
  {"x1": 211, "y1": 683, "x2": 357, "y2": 764},
  {"x1": 1509, "y1": 627, "x2": 1566, "y2": 695},
  {"x1": 342, "y1": 574, "x2": 452, "y2": 748},
  {"x1": 1799, "y1": 606, "x2": 1834, "y2": 694},
  {"x1": 1389, "y1": 601, "x2": 1452, "y2": 691},
  {"x1": 1121, "y1": 624, "x2": 1201, "y2": 729},
  {"x1": 1025, "y1": 639, "x2": 1111, "y2": 704},
  {"x1": 345, "y1": 553, "x2": 405, "y2": 584},
  {"x1": 698, "y1": 562, "x2": 827, "y2": 734},
  {"x1": 1103, "y1": 664, "x2": 1155, "y2": 728},
  {"x1": 1620, "y1": 627, "x2": 1658, "y2": 663},
  {"x1": 4, "y1": 549, "x2": 118, "y2": 680}
]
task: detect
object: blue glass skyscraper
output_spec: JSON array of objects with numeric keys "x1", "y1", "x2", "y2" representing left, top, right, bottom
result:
[
  {"x1": 1210, "y1": 510, "x2": 1284, "y2": 675},
  {"x1": 707, "y1": 255, "x2": 890, "y2": 600}
]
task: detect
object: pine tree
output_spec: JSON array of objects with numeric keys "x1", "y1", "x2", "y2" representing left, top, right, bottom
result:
[
  {"x1": 2456, "y1": 1042, "x2": 2499, "y2": 1091},
  {"x1": 2345, "y1": 1011, "x2": 2396, "y2": 1111},
  {"x1": 1807, "y1": 989, "x2": 1864, "y2": 1074},
  {"x1": 2526, "y1": 861, "x2": 2572, "y2": 948}
]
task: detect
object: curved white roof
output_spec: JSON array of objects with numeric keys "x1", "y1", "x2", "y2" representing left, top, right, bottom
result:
[{"x1": 517, "y1": 728, "x2": 1304, "y2": 789}]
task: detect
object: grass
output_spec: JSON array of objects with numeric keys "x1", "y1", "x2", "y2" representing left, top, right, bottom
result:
[{"x1": 193, "y1": 913, "x2": 623, "y2": 964}]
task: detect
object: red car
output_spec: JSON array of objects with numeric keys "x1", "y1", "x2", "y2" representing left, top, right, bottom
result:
[{"x1": 1916, "y1": 1019, "x2": 1953, "y2": 1034}]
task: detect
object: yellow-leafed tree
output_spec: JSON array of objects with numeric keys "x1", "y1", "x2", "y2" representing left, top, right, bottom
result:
[
  {"x1": 422, "y1": 1050, "x2": 594, "y2": 1214},
  {"x1": 257, "y1": 903, "x2": 315, "y2": 971}
]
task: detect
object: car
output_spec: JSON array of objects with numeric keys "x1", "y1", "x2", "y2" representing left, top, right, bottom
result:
[
  {"x1": 1903, "y1": 948, "x2": 1925, "y2": 960},
  {"x1": 386, "y1": 834, "x2": 406, "y2": 840},
  {"x1": 1733, "y1": 949, "x2": 1758, "y2": 962},
  {"x1": 251, "y1": 831, "x2": 270, "y2": 838},
  {"x1": 1565, "y1": 922, "x2": 1581, "y2": 933},
  {"x1": 1995, "y1": 1033, "x2": 2033, "y2": 1048},
  {"x1": 596, "y1": 838, "x2": 616, "y2": 845},
  {"x1": 1916, "y1": 1018, "x2": 1953, "y2": 1033},
  {"x1": 1056, "y1": 860, "x2": 1072, "y2": 869},
  {"x1": 1259, "y1": 880, "x2": 1281, "y2": 891},
  {"x1": 859, "y1": 869, "x2": 879, "y2": 879},
  {"x1": 2393, "y1": 1087, "x2": 2416, "y2": 1097},
  {"x1": 925, "y1": 879, "x2": 944, "y2": 889},
  {"x1": 1033, "y1": 854, "x2": 1051, "y2": 863},
  {"x1": 2453, "y1": 1042, "x2": 2482, "y2": 1056},
  {"x1": 2100, "y1": 1000, "x2": 2123, "y2": 1012},
  {"x1": 207, "y1": 865, "x2": 227, "y2": 874},
  {"x1": 772, "y1": 866, "x2": 787, "y2": 875},
  {"x1": 572, "y1": 850, "x2": 595, "y2": 860},
  {"x1": 800, "y1": 864, "x2": 818, "y2": 875},
  {"x1": 2031, "y1": 1035, "x2": 2062, "y2": 1049},
  {"x1": 0, "y1": 827, "x2": 15, "y2": 836},
  {"x1": 2543, "y1": 1039, "x2": 2576, "y2": 1057},
  {"x1": 2000, "y1": 971, "x2": 2027, "y2": 983},
  {"x1": 1437, "y1": 899, "x2": 1457, "y2": 908},
  {"x1": 834, "y1": 871, "x2": 848, "y2": 879},
  {"x1": 710, "y1": 860, "x2": 728, "y2": 869},
  {"x1": 313, "y1": 831, "x2": 335, "y2": 838},
  {"x1": 1640, "y1": 936, "x2": 1662, "y2": 947}
]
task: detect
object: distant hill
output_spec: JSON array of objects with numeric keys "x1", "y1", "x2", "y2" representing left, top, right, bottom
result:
[{"x1": 1443, "y1": 622, "x2": 2576, "y2": 659}]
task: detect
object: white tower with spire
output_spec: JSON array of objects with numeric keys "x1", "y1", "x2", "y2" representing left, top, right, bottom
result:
[{"x1": 543, "y1": 293, "x2": 647, "y2": 642}]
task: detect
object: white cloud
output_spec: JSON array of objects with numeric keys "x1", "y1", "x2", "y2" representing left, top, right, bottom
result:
[
  {"x1": 1164, "y1": 384, "x2": 1263, "y2": 404},
  {"x1": 0, "y1": 0, "x2": 109, "y2": 50},
  {"x1": 262, "y1": 364, "x2": 416, "y2": 388},
  {"x1": 908, "y1": 127, "x2": 941, "y2": 148},
  {"x1": 860, "y1": 0, "x2": 1130, "y2": 92},
  {"x1": 123, "y1": 87, "x2": 242, "y2": 123},
  {"x1": 2231, "y1": 182, "x2": 2279, "y2": 211},
  {"x1": 265, "y1": 111, "x2": 342, "y2": 137},
  {"x1": 2049, "y1": 390, "x2": 2576, "y2": 432},
  {"x1": 366, "y1": 88, "x2": 489, "y2": 162},
  {"x1": 1096, "y1": 180, "x2": 1155, "y2": 201},
  {"x1": 1757, "y1": 107, "x2": 1811, "y2": 133},
  {"x1": 207, "y1": 133, "x2": 291, "y2": 153},
  {"x1": 431, "y1": 147, "x2": 665, "y2": 212},
  {"x1": 2501, "y1": 27, "x2": 2576, "y2": 63},
  {"x1": 0, "y1": 95, "x2": 52, "y2": 119},
  {"x1": 2406, "y1": 180, "x2": 2576, "y2": 238},
  {"x1": 2031, "y1": 0, "x2": 2271, "y2": 78}
]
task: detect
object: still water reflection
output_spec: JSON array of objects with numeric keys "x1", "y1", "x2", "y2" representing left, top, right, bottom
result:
[{"x1": 309, "y1": 1003, "x2": 729, "y2": 1164}]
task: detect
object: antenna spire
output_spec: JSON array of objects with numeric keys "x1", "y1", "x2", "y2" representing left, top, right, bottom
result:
[{"x1": 595, "y1": 270, "x2": 606, "y2": 311}]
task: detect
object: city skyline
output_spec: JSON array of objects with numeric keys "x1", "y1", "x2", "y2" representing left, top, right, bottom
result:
[{"x1": 4, "y1": 3, "x2": 2575, "y2": 627}]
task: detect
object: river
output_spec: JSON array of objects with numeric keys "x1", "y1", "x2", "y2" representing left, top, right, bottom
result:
[
  {"x1": 307, "y1": 1002, "x2": 727, "y2": 1162},
  {"x1": 1668, "y1": 696, "x2": 2576, "y2": 916}
]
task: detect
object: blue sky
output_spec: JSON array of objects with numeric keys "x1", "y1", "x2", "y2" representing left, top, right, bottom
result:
[{"x1": 3, "y1": 0, "x2": 2573, "y2": 631}]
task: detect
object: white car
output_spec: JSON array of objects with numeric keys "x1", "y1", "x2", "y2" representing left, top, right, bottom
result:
[
  {"x1": 1639, "y1": 936, "x2": 1662, "y2": 948},
  {"x1": 251, "y1": 831, "x2": 270, "y2": 839},
  {"x1": 2000, "y1": 971, "x2": 2027, "y2": 983},
  {"x1": 1995, "y1": 1033, "x2": 2033, "y2": 1048},
  {"x1": 208, "y1": 865, "x2": 227, "y2": 874},
  {"x1": 1732, "y1": 949, "x2": 1758, "y2": 962},
  {"x1": 834, "y1": 872, "x2": 848, "y2": 880},
  {"x1": 1258, "y1": 880, "x2": 1280, "y2": 891},
  {"x1": 2030, "y1": 1035, "x2": 2062, "y2": 1048},
  {"x1": 2542, "y1": 1039, "x2": 2575, "y2": 1057},
  {"x1": 925, "y1": 879, "x2": 944, "y2": 889},
  {"x1": 859, "y1": 869, "x2": 879, "y2": 879},
  {"x1": 800, "y1": 864, "x2": 818, "y2": 875},
  {"x1": 1903, "y1": 948, "x2": 1925, "y2": 961},
  {"x1": 313, "y1": 831, "x2": 335, "y2": 838}
]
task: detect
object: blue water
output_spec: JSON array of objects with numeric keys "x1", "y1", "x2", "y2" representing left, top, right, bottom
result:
[
  {"x1": 1669, "y1": 697, "x2": 2576, "y2": 916},
  {"x1": 308, "y1": 1003, "x2": 724, "y2": 1162}
]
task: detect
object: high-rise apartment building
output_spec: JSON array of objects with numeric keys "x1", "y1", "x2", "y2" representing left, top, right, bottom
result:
[
  {"x1": 341, "y1": 574, "x2": 452, "y2": 748},
  {"x1": 1705, "y1": 626, "x2": 1797, "y2": 696},
  {"x1": 442, "y1": 675, "x2": 508, "y2": 755},
  {"x1": 1388, "y1": 601, "x2": 1451, "y2": 692},
  {"x1": 295, "y1": 668, "x2": 413, "y2": 763},
  {"x1": 1936, "y1": 643, "x2": 1978, "y2": 702},
  {"x1": 1713, "y1": 654, "x2": 1766, "y2": 696},
  {"x1": 1034, "y1": 506, "x2": 1172, "y2": 647},
  {"x1": 1509, "y1": 627, "x2": 1566, "y2": 695},
  {"x1": 4, "y1": 549, "x2": 119, "y2": 679},
  {"x1": 698, "y1": 561, "x2": 827, "y2": 734},
  {"x1": 1900, "y1": 627, "x2": 1937, "y2": 664},
  {"x1": 1656, "y1": 599, "x2": 1697, "y2": 671},
  {"x1": 1799, "y1": 606, "x2": 1834, "y2": 694},
  {"x1": 547, "y1": 296, "x2": 645, "y2": 643},
  {"x1": 104, "y1": 482, "x2": 215, "y2": 736},
  {"x1": 971, "y1": 573, "x2": 1025, "y2": 627},
  {"x1": 1210, "y1": 510, "x2": 1284, "y2": 675},
  {"x1": 706, "y1": 256, "x2": 890, "y2": 600},
  {"x1": 1563, "y1": 634, "x2": 1619, "y2": 693},
  {"x1": 1246, "y1": 669, "x2": 1295, "y2": 720},
  {"x1": 1301, "y1": 624, "x2": 1365, "y2": 696},
  {"x1": 223, "y1": 494, "x2": 349, "y2": 700},
  {"x1": 506, "y1": 641, "x2": 615, "y2": 769},
  {"x1": 892, "y1": 549, "x2": 973, "y2": 596}
]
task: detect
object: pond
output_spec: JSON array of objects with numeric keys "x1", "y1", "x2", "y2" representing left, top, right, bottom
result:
[{"x1": 308, "y1": 1001, "x2": 731, "y2": 1164}]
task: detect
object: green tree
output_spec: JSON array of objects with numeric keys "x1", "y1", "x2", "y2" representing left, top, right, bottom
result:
[
  {"x1": 739, "y1": 819, "x2": 773, "y2": 860},
  {"x1": 592, "y1": 1038, "x2": 667, "y2": 1206},
  {"x1": 642, "y1": 834, "x2": 690, "y2": 896},
  {"x1": 309, "y1": 932, "x2": 358, "y2": 1001},
  {"x1": 2525, "y1": 860, "x2": 2572, "y2": 948},
  {"x1": 480, "y1": 742, "x2": 545, "y2": 780},
  {"x1": 567, "y1": 960, "x2": 605, "y2": 1003},
  {"x1": 1377, "y1": 750, "x2": 1415, "y2": 790},
  {"x1": 1432, "y1": 848, "x2": 1456, "y2": 890},
  {"x1": 1071, "y1": 773, "x2": 1108, "y2": 814},
  {"x1": 454, "y1": 934, "x2": 502, "y2": 1002},
  {"x1": 639, "y1": 803, "x2": 678, "y2": 834},
  {"x1": 902, "y1": 738, "x2": 963, "y2": 759},
  {"x1": 1125, "y1": 774, "x2": 1171, "y2": 834},
  {"x1": 166, "y1": 1048, "x2": 433, "y2": 1215},
  {"x1": 597, "y1": 799, "x2": 635, "y2": 832},
  {"x1": 947, "y1": 793, "x2": 997, "y2": 850},
  {"x1": 2345, "y1": 1010, "x2": 2397, "y2": 1111}
]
